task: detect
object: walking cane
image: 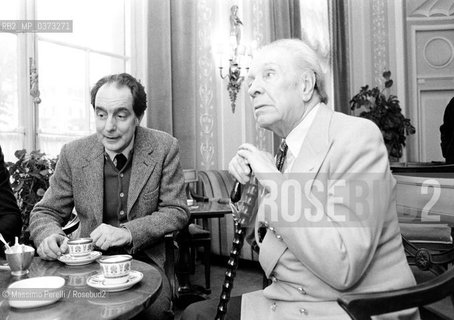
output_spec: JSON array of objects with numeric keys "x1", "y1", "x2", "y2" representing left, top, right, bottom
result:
[{"x1": 214, "y1": 177, "x2": 258, "y2": 320}]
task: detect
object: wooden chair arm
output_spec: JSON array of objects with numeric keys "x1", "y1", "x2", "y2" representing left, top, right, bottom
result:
[
  {"x1": 62, "y1": 215, "x2": 80, "y2": 235},
  {"x1": 190, "y1": 190, "x2": 209, "y2": 202},
  {"x1": 337, "y1": 267, "x2": 454, "y2": 320}
]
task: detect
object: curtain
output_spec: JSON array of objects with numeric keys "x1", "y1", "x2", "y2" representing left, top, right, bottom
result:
[
  {"x1": 269, "y1": 0, "x2": 301, "y2": 151},
  {"x1": 329, "y1": 0, "x2": 350, "y2": 114},
  {"x1": 269, "y1": 0, "x2": 301, "y2": 40},
  {"x1": 146, "y1": 0, "x2": 198, "y2": 169}
]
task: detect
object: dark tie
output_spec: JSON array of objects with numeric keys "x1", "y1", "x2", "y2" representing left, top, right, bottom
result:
[
  {"x1": 258, "y1": 139, "x2": 288, "y2": 242},
  {"x1": 275, "y1": 139, "x2": 288, "y2": 172},
  {"x1": 115, "y1": 153, "x2": 127, "y2": 171}
]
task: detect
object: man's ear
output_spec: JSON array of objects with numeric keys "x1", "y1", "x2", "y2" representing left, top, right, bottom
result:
[{"x1": 301, "y1": 70, "x2": 316, "y2": 102}]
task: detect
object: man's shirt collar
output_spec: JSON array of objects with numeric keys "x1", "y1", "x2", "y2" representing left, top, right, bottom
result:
[
  {"x1": 105, "y1": 135, "x2": 135, "y2": 162},
  {"x1": 285, "y1": 102, "x2": 321, "y2": 166}
]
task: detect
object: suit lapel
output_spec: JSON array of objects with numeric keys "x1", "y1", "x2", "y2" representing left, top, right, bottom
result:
[
  {"x1": 81, "y1": 138, "x2": 105, "y2": 226},
  {"x1": 127, "y1": 127, "x2": 157, "y2": 216},
  {"x1": 292, "y1": 103, "x2": 334, "y2": 183}
]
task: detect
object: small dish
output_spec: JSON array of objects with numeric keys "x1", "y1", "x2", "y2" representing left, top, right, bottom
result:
[
  {"x1": 7, "y1": 276, "x2": 65, "y2": 309},
  {"x1": 86, "y1": 270, "x2": 143, "y2": 292},
  {"x1": 58, "y1": 251, "x2": 101, "y2": 266}
]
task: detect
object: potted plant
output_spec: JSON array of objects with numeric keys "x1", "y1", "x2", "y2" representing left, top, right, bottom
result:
[
  {"x1": 6, "y1": 149, "x2": 57, "y2": 244},
  {"x1": 350, "y1": 71, "x2": 416, "y2": 160}
]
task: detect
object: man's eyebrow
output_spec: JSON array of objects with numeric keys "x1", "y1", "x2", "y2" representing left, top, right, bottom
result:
[
  {"x1": 263, "y1": 63, "x2": 278, "y2": 69},
  {"x1": 113, "y1": 107, "x2": 131, "y2": 114},
  {"x1": 94, "y1": 106, "x2": 131, "y2": 113}
]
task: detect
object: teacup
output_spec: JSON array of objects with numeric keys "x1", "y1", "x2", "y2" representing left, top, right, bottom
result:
[
  {"x1": 5, "y1": 246, "x2": 35, "y2": 276},
  {"x1": 67, "y1": 238, "x2": 93, "y2": 258},
  {"x1": 98, "y1": 255, "x2": 132, "y2": 285}
]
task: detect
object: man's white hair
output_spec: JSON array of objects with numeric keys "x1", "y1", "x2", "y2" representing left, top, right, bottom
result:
[{"x1": 265, "y1": 39, "x2": 328, "y2": 104}]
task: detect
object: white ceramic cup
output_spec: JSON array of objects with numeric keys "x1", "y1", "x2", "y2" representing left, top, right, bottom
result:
[
  {"x1": 67, "y1": 238, "x2": 93, "y2": 258},
  {"x1": 98, "y1": 255, "x2": 132, "y2": 285}
]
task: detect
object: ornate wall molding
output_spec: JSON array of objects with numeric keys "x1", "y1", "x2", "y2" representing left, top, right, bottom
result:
[
  {"x1": 197, "y1": 0, "x2": 215, "y2": 169},
  {"x1": 372, "y1": 0, "x2": 389, "y2": 86},
  {"x1": 251, "y1": 0, "x2": 270, "y2": 151},
  {"x1": 423, "y1": 36, "x2": 454, "y2": 68},
  {"x1": 411, "y1": 0, "x2": 454, "y2": 17}
]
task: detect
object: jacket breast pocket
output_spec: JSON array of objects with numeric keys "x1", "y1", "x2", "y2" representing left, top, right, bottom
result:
[{"x1": 142, "y1": 187, "x2": 159, "y2": 201}]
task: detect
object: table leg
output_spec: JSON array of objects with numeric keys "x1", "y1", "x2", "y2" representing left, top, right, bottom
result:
[{"x1": 175, "y1": 226, "x2": 211, "y2": 308}]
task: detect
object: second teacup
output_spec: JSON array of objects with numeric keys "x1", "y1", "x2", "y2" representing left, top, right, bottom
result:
[
  {"x1": 67, "y1": 238, "x2": 93, "y2": 258},
  {"x1": 98, "y1": 255, "x2": 132, "y2": 285}
]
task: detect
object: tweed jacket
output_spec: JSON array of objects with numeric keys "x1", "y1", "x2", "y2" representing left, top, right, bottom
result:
[
  {"x1": 29, "y1": 127, "x2": 190, "y2": 270},
  {"x1": 241, "y1": 104, "x2": 419, "y2": 320},
  {"x1": 0, "y1": 146, "x2": 22, "y2": 247}
]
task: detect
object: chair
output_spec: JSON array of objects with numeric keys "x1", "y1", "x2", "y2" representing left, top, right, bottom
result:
[
  {"x1": 183, "y1": 169, "x2": 212, "y2": 291},
  {"x1": 402, "y1": 229, "x2": 454, "y2": 276},
  {"x1": 164, "y1": 232, "x2": 178, "y2": 300},
  {"x1": 62, "y1": 213, "x2": 80, "y2": 237},
  {"x1": 338, "y1": 235, "x2": 454, "y2": 319}
]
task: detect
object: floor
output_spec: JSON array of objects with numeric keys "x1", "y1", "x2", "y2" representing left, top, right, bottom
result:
[{"x1": 174, "y1": 256, "x2": 263, "y2": 319}]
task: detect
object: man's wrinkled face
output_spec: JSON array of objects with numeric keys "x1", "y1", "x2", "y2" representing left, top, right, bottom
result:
[
  {"x1": 246, "y1": 47, "x2": 305, "y2": 137},
  {"x1": 94, "y1": 83, "x2": 140, "y2": 153}
]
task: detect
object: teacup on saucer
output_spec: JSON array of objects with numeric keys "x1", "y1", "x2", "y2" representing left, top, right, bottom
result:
[
  {"x1": 67, "y1": 238, "x2": 93, "y2": 258},
  {"x1": 87, "y1": 270, "x2": 143, "y2": 292},
  {"x1": 98, "y1": 255, "x2": 132, "y2": 285}
]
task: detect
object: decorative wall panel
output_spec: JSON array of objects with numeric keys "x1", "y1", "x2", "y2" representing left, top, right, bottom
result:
[
  {"x1": 197, "y1": 0, "x2": 216, "y2": 170},
  {"x1": 410, "y1": 0, "x2": 454, "y2": 17},
  {"x1": 372, "y1": 0, "x2": 389, "y2": 86},
  {"x1": 251, "y1": 0, "x2": 271, "y2": 152}
]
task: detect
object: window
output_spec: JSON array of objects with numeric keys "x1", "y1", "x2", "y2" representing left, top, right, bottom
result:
[{"x1": 0, "y1": 0, "x2": 141, "y2": 160}]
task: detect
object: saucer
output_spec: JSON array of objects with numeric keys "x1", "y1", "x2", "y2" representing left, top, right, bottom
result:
[
  {"x1": 7, "y1": 276, "x2": 65, "y2": 309},
  {"x1": 58, "y1": 251, "x2": 102, "y2": 266},
  {"x1": 0, "y1": 262, "x2": 10, "y2": 271},
  {"x1": 86, "y1": 270, "x2": 143, "y2": 292}
]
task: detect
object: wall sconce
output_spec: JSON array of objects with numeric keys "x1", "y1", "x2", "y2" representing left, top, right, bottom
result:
[{"x1": 216, "y1": 5, "x2": 253, "y2": 113}]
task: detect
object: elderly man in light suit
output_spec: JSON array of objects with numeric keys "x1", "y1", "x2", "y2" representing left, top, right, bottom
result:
[
  {"x1": 29, "y1": 73, "x2": 189, "y2": 320},
  {"x1": 182, "y1": 39, "x2": 418, "y2": 320}
]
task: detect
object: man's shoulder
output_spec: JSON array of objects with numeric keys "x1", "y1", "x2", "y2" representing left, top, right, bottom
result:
[
  {"x1": 331, "y1": 111, "x2": 381, "y2": 135},
  {"x1": 60, "y1": 134, "x2": 99, "y2": 158},
  {"x1": 136, "y1": 127, "x2": 178, "y2": 151},
  {"x1": 64, "y1": 134, "x2": 97, "y2": 149}
]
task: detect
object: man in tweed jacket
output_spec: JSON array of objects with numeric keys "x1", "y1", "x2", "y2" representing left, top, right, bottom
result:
[{"x1": 29, "y1": 73, "x2": 189, "y2": 320}]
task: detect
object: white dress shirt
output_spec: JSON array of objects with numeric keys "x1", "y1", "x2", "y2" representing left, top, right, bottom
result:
[{"x1": 283, "y1": 103, "x2": 320, "y2": 172}]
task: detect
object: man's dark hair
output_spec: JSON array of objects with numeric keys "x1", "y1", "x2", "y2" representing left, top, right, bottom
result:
[{"x1": 90, "y1": 73, "x2": 147, "y2": 118}]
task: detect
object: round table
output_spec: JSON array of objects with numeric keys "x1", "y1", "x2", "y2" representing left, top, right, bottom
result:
[{"x1": 0, "y1": 257, "x2": 162, "y2": 320}]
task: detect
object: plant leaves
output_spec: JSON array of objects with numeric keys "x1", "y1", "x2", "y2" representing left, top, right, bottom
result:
[
  {"x1": 385, "y1": 80, "x2": 393, "y2": 88},
  {"x1": 383, "y1": 70, "x2": 391, "y2": 79},
  {"x1": 14, "y1": 149, "x2": 26, "y2": 159}
]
